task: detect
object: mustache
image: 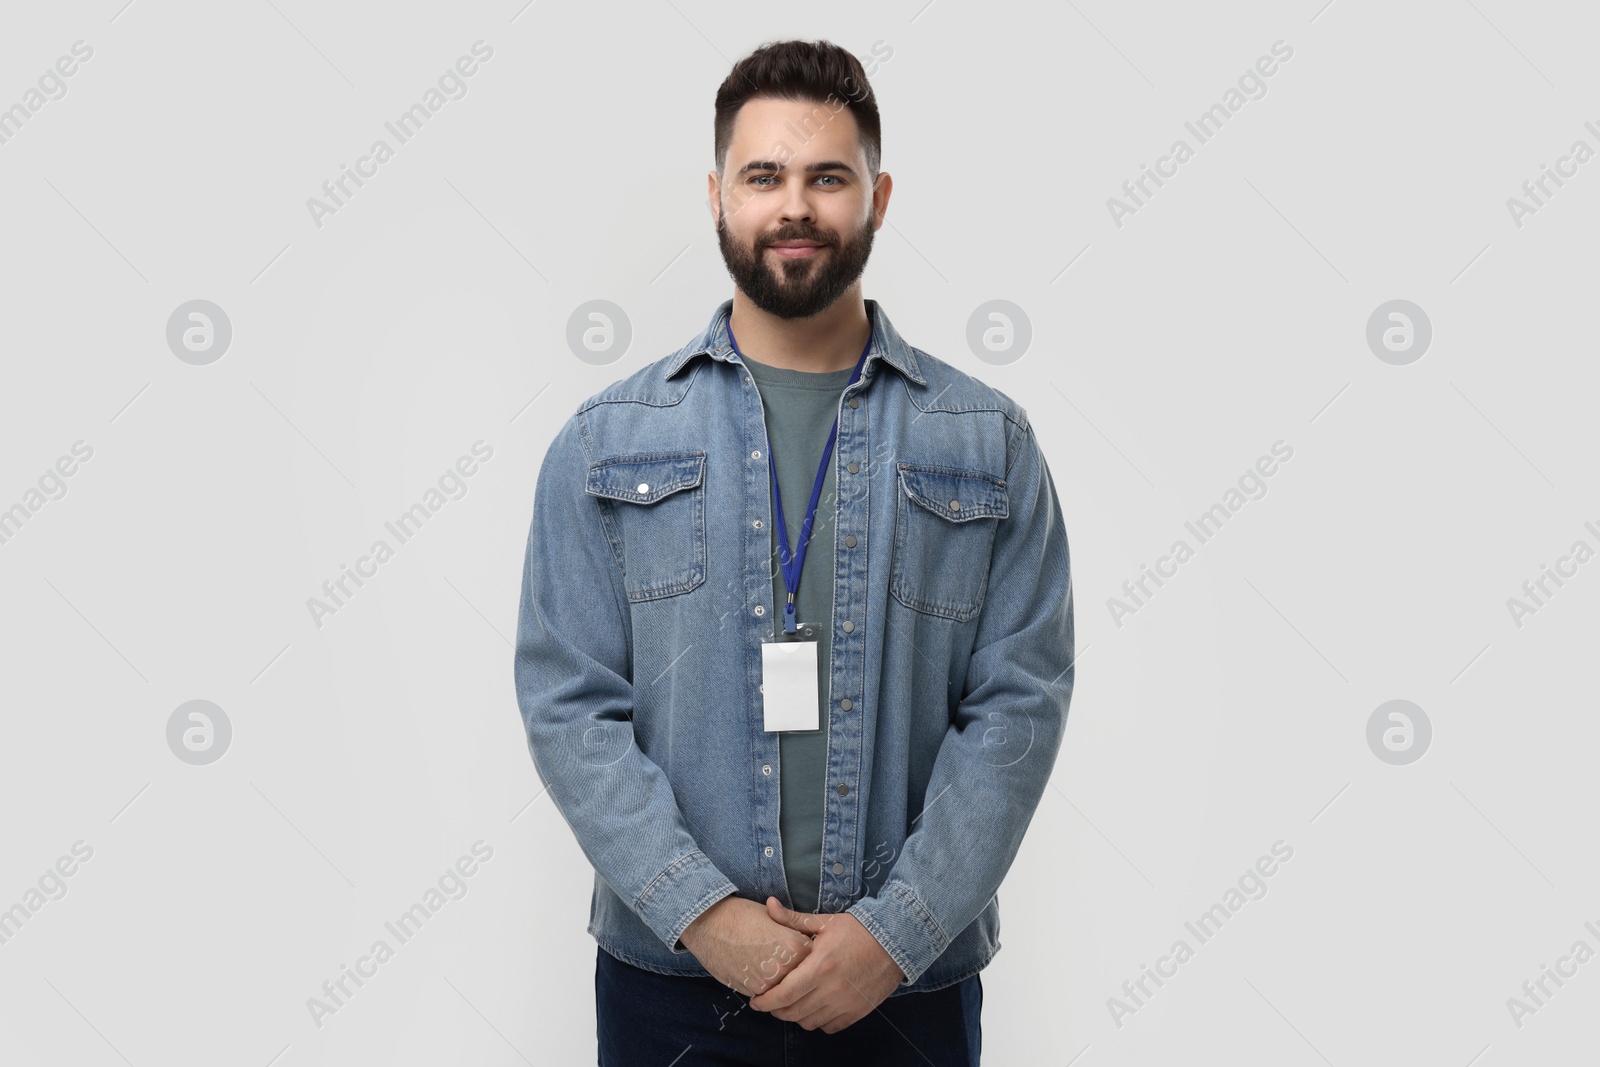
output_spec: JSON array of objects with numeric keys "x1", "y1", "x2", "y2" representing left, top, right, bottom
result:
[{"x1": 760, "y1": 229, "x2": 835, "y2": 248}]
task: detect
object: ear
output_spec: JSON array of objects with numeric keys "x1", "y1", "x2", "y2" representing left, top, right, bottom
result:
[{"x1": 870, "y1": 170, "x2": 892, "y2": 229}]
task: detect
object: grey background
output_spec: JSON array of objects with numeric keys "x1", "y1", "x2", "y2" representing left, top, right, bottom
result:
[{"x1": 2, "y1": 0, "x2": 1596, "y2": 1063}]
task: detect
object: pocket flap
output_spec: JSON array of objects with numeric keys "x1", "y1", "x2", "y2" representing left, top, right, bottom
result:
[
  {"x1": 587, "y1": 451, "x2": 706, "y2": 504},
  {"x1": 896, "y1": 463, "x2": 1008, "y2": 521}
]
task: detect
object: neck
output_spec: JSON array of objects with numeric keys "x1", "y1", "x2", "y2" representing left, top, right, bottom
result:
[{"x1": 728, "y1": 286, "x2": 871, "y2": 372}]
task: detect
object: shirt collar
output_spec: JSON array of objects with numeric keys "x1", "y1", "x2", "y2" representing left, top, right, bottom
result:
[{"x1": 663, "y1": 298, "x2": 927, "y2": 385}]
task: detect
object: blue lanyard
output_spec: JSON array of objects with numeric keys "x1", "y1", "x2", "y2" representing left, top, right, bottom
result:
[{"x1": 726, "y1": 318, "x2": 873, "y2": 634}]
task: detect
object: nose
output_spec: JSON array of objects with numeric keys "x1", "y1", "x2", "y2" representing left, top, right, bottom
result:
[{"x1": 778, "y1": 180, "x2": 814, "y2": 225}]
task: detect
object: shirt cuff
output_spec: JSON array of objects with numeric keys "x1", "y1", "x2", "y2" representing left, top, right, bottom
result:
[
  {"x1": 846, "y1": 879, "x2": 951, "y2": 986},
  {"x1": 635, "y1": 849, "x2": 739, "y2": 954}
]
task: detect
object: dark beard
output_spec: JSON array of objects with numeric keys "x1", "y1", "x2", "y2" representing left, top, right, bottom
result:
[{"x1": 716, "y1": 211, "x2": 875, "y2": 320}]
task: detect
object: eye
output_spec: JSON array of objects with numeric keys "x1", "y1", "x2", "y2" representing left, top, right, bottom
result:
[{"x1": 747, "y1": 174, "x2": 845, "y2": 188}]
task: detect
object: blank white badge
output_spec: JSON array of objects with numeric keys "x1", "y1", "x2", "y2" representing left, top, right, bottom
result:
[{"x1": 761, "y1": 633, "x2": 820, "y2": 732}]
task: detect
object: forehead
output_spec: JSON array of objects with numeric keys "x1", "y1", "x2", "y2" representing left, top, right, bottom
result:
[{"x1": 726, "y1": 96, "x2": 864, "y2": 167}]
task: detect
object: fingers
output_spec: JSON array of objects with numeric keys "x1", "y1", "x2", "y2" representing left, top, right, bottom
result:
[
  {"x1": 763, "y1": 895, "x2": 797, "y2": 928},
  {"x1": 765, "y1": 895, "x2": 823, "y2": 936},
  {"x1": 804, "y1": 1004, "x2": 851, "y2": 1033},
  {"x1": 820, "y1": 1011, "x2": 861, "y2": 1035},
  {"x1": 727, "y1": 967, "x2": 772, "y2": 998},
  {"x1": 749, "y1": 953, "x2": 816, "y2": 1012},
  {"x1": 761, "y1": 984, "x2": 825, "y2": 1022}
]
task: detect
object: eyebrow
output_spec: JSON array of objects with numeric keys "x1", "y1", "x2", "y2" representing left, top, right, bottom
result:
[{"x1": 737, "y1": 159, "x2": 859, "y2": 179}]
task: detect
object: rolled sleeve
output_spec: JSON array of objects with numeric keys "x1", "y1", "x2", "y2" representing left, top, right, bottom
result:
[
  {"x1": 514, "y1": 409, "x2": 737, "y2": 954},
  {"x1": 849, "y1": 418, "x2": 1073, "y2": 985}
]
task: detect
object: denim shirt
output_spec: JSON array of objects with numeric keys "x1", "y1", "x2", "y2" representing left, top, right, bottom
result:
[{"x1": 514, "y1": 297, "x2": 1074, "y2": 994}]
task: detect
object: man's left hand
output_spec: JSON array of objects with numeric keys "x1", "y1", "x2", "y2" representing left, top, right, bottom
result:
[{"x1": 747, "y1": 895, "x2": 907, "y2": 1033}]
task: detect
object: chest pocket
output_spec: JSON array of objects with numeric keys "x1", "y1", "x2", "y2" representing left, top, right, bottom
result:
[
  {"x1": 890, "y1": 462, "x2": 1009, "y2": 622},
  {"x1": 586, "y1": 451, "x2": 707, "y2": 602}
]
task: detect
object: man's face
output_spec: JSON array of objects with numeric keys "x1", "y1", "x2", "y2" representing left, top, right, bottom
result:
[{"x1": 712, "y1": 96, "x2": 885, "y2": 320}]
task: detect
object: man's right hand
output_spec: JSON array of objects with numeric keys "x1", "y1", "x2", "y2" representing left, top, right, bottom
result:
[{"x1": 679, "y1": 895, "x2": 814, "y2": 997}]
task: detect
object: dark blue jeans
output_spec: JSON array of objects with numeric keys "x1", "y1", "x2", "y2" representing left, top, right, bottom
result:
[{"x1": 596, "y1": 946, "x2": 982, "y2": 1065}]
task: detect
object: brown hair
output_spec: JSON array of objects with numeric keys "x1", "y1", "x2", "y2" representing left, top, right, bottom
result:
[{"x1": 713, "y1": 39, "x2": 881, "y2": 182}]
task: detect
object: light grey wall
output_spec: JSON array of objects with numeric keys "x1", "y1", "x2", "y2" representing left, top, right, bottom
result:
[{"x1": 0, "y1": 1, "x2": 1595, "y2": 1064}]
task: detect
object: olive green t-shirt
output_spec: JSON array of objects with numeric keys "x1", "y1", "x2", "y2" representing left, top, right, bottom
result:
[{"x1": 740, "y1": 351, "x2": 853, "y2": 915}]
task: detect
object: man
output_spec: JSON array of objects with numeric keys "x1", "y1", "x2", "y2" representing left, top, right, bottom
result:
[{"x1": 515, "y1": 38, "x2": 1073, "y2": 1065}]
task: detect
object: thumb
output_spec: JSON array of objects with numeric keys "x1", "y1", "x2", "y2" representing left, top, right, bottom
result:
[{"x1": 765, "y1": 895, "x2": 818, "y2": 935}]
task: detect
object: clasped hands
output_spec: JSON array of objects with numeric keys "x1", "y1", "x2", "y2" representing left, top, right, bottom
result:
[{"x1": 679, "y1": 894, "x2": 906, "y2": 1034}]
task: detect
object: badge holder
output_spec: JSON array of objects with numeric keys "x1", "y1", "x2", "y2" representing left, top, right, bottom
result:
[{"x1": 761, "y1": 609, "x2": 819, "y2": 732}]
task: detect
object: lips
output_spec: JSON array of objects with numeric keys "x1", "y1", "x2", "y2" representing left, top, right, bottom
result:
[{"x1": 768, "y1": 240, "x2": 826, "y2": 258}]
